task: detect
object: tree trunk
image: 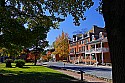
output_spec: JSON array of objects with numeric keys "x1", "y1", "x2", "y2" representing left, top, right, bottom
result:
[
  {"x1": 102, "y1": 0, "x2": 125, "y2": 83},
  {"x1": 34, "y1": 54, "x2": 37, "y2": 65}
]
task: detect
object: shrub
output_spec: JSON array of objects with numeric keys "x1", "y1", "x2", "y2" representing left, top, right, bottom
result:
[
  {"x1": 4, "y1": 59, "x2": 13, "y2": 63},
  {"x1": 4, "y1": 59, "x2": 13, "y2": 68},
  {"x1": 14, "y1": 59, "x2": 25, "y2": 68}
]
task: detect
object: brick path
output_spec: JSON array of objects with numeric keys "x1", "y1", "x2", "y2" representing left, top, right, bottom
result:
[{"x1": 55, "y1": 69, "x2": 112, "y2": 83}]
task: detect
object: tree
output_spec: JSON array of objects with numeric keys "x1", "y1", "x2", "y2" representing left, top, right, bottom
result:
[
  {"x1": 32, "y1": 39, "x2": 48, "y2": 65},
  {"x1": 0, "y1": 0, "x2": 60, "y2": 51},
  {"x1": 0, "y1": 0, "x2": 93, "y2": 56},
  {"x1": 53, "y1": 32, "x2": 69, "y2": 60},
  {"x1": 101, "y1": 0, "x2": 125, "y2": 83}
]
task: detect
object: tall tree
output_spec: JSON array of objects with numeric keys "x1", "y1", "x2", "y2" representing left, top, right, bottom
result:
[
  {"x1": 102, "y1": 0, "x2": 125, "y2": 83},
  {"x1": 0, "y1": 0, "x2": 93, "y2": 51},
  {"x1": 0, "y1": 0, "x2": 61, "y2": 51},
  {"x1": 53, "y1": 32, "x2": 69, "y2": 60}
]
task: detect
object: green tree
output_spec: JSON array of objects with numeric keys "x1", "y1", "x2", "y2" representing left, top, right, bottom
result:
[{"x1": 0, "y1": 0, "x2": 92, "y2": 56}]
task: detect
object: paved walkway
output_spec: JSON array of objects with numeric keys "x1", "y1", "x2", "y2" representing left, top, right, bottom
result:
[
  {"x1": 55, "y1": 68, "x2": 112, "y2": 83},
  {"x1": 46, "y1": 62, "x2": 112, "y2": 80},
  {"x1": 42, "y1": 62, "x2": 112, "y2": 83}
]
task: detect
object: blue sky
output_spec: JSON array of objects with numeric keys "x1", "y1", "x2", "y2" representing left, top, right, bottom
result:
[{"x1": 47, "y1": 0, "x2": 105, "y2": 45}]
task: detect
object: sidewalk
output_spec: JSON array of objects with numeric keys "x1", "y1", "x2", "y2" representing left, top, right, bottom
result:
[
  {"x1": 43, "y1": 62, "x2": 112, "y2": 83},
  {"x1": 55, "y1": 68, "x2": 112, "y2": 83}
]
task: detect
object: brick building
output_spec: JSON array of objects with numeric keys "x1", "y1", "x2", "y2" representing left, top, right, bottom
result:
[{"x1": 69, "y1": 25, "x2": 111, "y2": 65}]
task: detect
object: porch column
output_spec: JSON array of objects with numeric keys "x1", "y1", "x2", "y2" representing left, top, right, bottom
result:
[
  {"x1": 101, "y1": 52, "x2": 104, "y2": 65},
  {"x1": 75, "y1": 54, "x2": 76, "y2": 64},
  {"x1": 95, "y1": 44, "x2": 97, "y2": 66},
  {"x1": 101, "y1": 41, "x2": 104, "y2": 65},
  {"x1": 85, "y1": 54, "x2": 87, "y2": 65},
  {"x1": 85, "y1": 45, "x2": 87, "y2": 65},
  {"x1": 95, "y1": 53, "x2": 98, "y2": 67},
  {"x1": 69, "y1": 55, "x2": 70, "y2": 62},
  {"x1": 95, "y1": 44, "x2": 96, "y2": 52},
  {"x1": 90, "y1": 54, "x2": 92, "y2": 65},
  {"x1": 74, "y1": 48, "x2": 76, "y2": 64}
]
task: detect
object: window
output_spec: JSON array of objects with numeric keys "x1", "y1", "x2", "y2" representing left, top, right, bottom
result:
[
  {"x1": 85, "y1": 39, "x2": 88, "y2": 43},
  {"x1": 82, "y1": 46, "x2": 85, "y2": 51},
  {"x1": 102, "y1": 43, "x2": 104, "y2": 47},
  {"x1": 86, "y1": 46, "x2": 88, "y2": 50},
  {"x1": 91, "y1": 45, "x2": 95, "y2": 49},
  {"x1": 80, "y1": 41, "x2": 82, "y2": 44},
  {"x1": 82, "y1": 40, "x2": 84, "y2": 44},
  {"x1": 79, "y1": 47, "x2": 81, "y2": 52}
]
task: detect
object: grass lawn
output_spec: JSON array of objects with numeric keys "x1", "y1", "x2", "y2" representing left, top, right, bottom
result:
[{"x1": 0, "y1": 63, "x2": 84, "y2": 83}]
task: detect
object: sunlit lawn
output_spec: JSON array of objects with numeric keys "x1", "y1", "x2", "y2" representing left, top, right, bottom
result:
[{"x1": 0, "y1": 63, "x2": 84, "y2": 83}]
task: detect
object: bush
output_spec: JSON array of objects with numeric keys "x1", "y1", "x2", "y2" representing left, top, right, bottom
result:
[
  {"x1": 4, "y1": 59, "x2": 13, "y2": 68},
  {"x1": 14, "y1": 59, "x2": 25, "y2": 68},
  {"x1": 4, "y1": 59, "x2": 13, "y2": 63}
]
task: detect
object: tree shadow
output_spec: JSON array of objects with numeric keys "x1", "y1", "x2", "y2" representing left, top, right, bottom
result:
[
  {"x1": 24, "y1": 65, "x2": 42, "y2": 66},
  {"x1": 20, "y1": 67, "x2": 30, "y2": 68},
  {"x1": 0, "y1": 69, "x2": 85, "y2": 83}
]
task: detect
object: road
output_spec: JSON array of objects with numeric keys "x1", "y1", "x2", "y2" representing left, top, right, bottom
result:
[{"x1": 44, "y1": 62, "x2": 112, "y2": 80}]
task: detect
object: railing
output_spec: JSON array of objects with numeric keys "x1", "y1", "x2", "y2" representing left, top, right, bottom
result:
[
  {"x1": 70, "y1": 43, "x2": 76, "y2": 47},
  {"x1": 85, "y1": 47, "x2": 109, "y2": 54},
  {"x1": 79, "y1": 50, "x2": 85, "y2": 53}
]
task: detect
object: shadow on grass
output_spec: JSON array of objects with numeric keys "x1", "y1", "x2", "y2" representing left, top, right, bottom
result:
[
  {"x1": 20, "y1": 67, "x2": 30, "y2": 68},
  {"x1": 0, "y1": 70, "x2": 85, "y2": 83},
  {"x1": 24, "y1": 65, "x2": 42, "y2": 66}
]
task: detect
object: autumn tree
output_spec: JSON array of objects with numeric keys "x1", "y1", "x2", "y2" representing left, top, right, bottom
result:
[{"x1": 53, "y1": 31, "x2": 69, "y2": 60}]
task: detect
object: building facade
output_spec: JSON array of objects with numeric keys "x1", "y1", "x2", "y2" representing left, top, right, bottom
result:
[{"x1": 69, "y1": 25, "x2": 111, "y2": 65}]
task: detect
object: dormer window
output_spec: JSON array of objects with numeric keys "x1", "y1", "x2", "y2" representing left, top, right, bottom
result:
[
  {"x1": 99, "y1": 32, "x2": 102, "y2": 38},
  {"x1": 87, "y1": 32, "x2": 90, "y2": 37},
  {"x1": 92, "y1": 35, "x2": 95, "y2": 41}
]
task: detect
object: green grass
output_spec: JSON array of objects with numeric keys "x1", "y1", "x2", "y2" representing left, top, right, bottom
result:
[{"x1": 0, "y1": 63, "x2": 84, "y2": 83}]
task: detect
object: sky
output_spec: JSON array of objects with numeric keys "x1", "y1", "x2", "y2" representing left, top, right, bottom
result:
[{"x1": 46, "y1": 0, "x2": 105, "y2": 45}]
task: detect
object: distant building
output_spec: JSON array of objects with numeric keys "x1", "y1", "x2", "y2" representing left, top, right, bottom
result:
[{"x1": 41, "y1": 49, "x2": 55, "y2": 62}]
